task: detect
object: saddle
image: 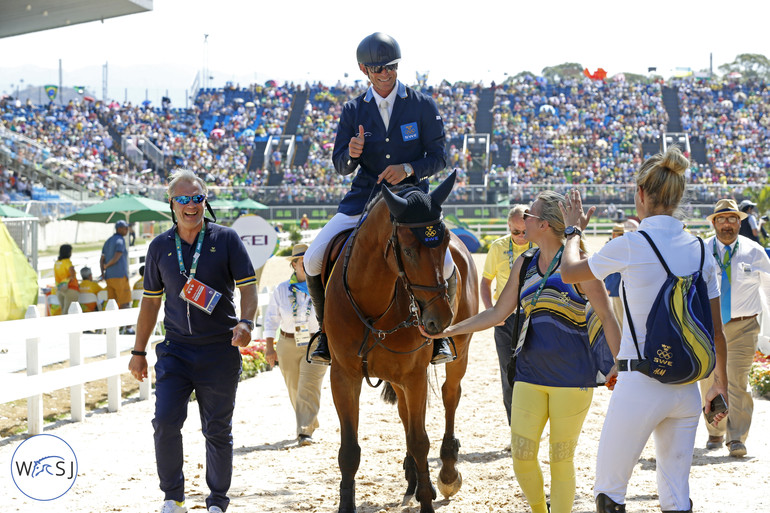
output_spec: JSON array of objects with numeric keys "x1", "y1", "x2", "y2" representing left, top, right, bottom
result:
[{"x1": 320, "y1": 228, "x2": 354, "y2": 288}]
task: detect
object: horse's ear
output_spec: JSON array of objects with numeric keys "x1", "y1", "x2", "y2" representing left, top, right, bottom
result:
[
  {"x1": 382, "y1": 185, "x2": 409, "y2": 219},
  {"x1": 429, "y1": 169, "x2": 457, "y2": 207}
]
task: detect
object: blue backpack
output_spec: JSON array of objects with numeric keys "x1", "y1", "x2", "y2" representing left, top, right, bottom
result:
[{"x1": 622, "y1": 231, "x2": 716, "y2": 385}]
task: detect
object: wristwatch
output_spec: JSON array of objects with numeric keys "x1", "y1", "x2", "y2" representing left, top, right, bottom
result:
[
  {"x1": 238, "y1": 319, "x2": 254, "y2": 331},
  {"x1": 403, "y1": 163, "x2": 414, "y2": 178},
  {"x1": 564, "y1": 226, "x2": 582, "y2": 238}
]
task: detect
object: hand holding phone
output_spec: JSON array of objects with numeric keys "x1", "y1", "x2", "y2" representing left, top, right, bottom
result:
[{"x1": 703, "y1": 393, "x2": 728, "y2": 424}]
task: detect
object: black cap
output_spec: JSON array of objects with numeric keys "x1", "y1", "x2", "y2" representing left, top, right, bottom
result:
[{"x1": 356, "y1": 32, "x2": 401, "y2": 67}]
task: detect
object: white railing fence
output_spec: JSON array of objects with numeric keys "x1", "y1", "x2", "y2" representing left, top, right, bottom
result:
[{"x1": 3, "y1": 288, "x2": 272, "y2": 435}]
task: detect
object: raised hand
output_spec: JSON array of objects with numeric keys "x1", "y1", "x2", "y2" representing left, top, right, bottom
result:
[
  {"x1": 349, "y1": 124, "x2": 365, "y2": 159},
  {"x1": 560, "y1": 188, "x2": 596, "y2": 230}
]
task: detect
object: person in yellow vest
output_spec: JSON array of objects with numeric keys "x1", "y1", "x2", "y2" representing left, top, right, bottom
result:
[
  {"x1": 480, "y1": 205, "x2": 534, "y2": 425},
  {"x1": 54, "y1": 244, "x2": 79, "y2": 315},
  {"x1": 78, "y1": 266, "x2": 105, "y2": 312},
  {"x1": 132, "y1": 265, "x2": 145, "y2": 308}
]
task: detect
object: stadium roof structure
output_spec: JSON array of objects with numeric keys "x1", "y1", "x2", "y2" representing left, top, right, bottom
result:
[{"x1": 0, "y1": 0, "x2": 153, "y2": 39}]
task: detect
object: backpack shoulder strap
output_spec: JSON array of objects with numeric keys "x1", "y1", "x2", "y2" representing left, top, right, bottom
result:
[
  {"x1": 638, "y1": 230, "x2": 672, "y2": 276},
  {"x1": 510, "y1": 248, "x2": 538, "y2": 351},
  {"x1": 697, "y1": 236, "x2": 705, "y2": 272}
]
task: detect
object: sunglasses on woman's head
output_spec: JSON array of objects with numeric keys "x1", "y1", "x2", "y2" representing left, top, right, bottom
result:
[
  {"x1": 523, "y1": 209, "x2": 542, "y2": 220},
  {"x1": 172, "y1": 194, "x2": 206, "y2": 205}
]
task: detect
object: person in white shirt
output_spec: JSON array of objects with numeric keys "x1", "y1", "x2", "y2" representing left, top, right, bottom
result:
[
  {"x1": 264, "y1": 244, "x2": 328, "y2": 446},
  {"x1": 559, "y1": 145, "x2": 728, "y2": 513},
  {"x1": 701, "y1": 198, "x2": 770, "y2": 457}
]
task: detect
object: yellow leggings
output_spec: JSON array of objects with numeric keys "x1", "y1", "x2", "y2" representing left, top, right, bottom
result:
[{"x1": 510, "y1": 382, "x2": 593, "y2": 513}]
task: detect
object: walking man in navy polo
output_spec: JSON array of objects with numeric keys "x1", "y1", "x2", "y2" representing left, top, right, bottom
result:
[
  {"x1": 303, "y1": 31, "x2": 454, "y2": 366},
  {"x1": 129, "y1": 169, "x2": 258, "y2": 513}
]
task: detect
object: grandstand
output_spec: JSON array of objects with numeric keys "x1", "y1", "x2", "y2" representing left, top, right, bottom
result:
[{"x1": 2, "y1": 73, "x2": 767, "y2": 228}]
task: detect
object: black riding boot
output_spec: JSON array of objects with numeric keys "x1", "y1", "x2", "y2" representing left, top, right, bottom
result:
[
  {"x1": 431, "y1": 268, "x2": 456, "y2": 365},
  {"x1": 306, "y1": 273, "x2": 331, "y2": 366},
  {"x1": 596, "y1": 493, "x2": 625, "y2": 512}
]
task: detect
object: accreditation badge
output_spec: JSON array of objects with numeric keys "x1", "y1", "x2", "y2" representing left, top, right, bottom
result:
[
  {"x1": 179, "y1": 277, "x2": 222, "y2": 315},
  {"x1": 294, "y1": 324, "x2": 311, "y2": 347}
]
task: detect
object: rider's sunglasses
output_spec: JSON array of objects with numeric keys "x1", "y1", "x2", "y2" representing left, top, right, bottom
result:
[
  {"x1": 172, "y1": 194, "x2": 207, "y2": 205},
  {"x1": 366, "y1": 63, "x2": 398, "y2": 74}
]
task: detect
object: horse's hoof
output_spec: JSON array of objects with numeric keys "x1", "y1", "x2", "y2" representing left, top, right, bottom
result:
[
  {"x1": 401, "y1": 493, "x2": 414, "y2": 506},
  {"x1": 437, "y1": 470, "x2": 462, "y2": 498}
]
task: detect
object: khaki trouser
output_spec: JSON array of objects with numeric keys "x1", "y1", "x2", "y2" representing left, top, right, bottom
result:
[
  {"x1": 275, "y1": 331, "x2": 328, "y2": 437},
  {"x1": 57, "y1": 286, "x2": 80, "y2": 315},
  {"x1": 699, "y1": 315, "x2": 760, "y2": 443}
]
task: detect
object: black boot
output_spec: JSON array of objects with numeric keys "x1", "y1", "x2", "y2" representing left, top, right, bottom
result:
[
  {"x1": 596, "y1": 493, "x2": 625, "y2": 512},
  {"x1": 305, "y1": 273, "x2": 331, "y2": 366},
  {"x1": 431, "y1": 269, "x2": 457, "y2": 365}
]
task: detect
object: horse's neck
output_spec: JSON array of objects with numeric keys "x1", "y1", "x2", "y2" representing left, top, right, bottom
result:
[{"x1": 346, "y1": 208, "x2": 400, "y2": 313}]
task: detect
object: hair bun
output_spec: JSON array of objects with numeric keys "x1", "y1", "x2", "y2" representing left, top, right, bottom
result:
[{"x1": 661, "y1": 145, "x2": 689, "y2": 176}]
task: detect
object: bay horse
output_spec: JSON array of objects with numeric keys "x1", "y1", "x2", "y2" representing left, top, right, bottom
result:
[{"x1": 323, "y1": 171, "x2": 479, "y2": 513}]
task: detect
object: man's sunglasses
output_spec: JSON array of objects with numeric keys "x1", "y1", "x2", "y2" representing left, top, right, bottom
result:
[
  {"x1": 511, "y1": 229, "x2": 524, "y2": 236},
  {"x1": 366, "y1": 63, "x2": 398, "y2": 74},
  {"x1": 172, "y1": 194, "x2": 207, "y2": 205}
]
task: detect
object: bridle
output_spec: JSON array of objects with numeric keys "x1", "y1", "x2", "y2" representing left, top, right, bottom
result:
[{"x1": 340, "y1": 198, "x2": 450, "y2": 386}]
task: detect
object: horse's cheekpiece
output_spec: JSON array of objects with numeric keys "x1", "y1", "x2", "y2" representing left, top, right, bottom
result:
[{"x1": 411, "y1": 223, "x2": 445, "y2": 248}]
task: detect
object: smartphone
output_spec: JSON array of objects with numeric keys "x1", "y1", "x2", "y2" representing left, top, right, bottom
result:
[{"x1": 703, "y1": 393, "x2": 728, "y2": 424}]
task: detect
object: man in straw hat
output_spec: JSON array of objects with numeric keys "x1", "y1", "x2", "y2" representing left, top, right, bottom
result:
[
  {"x1": 264, "y1": 244, "x2": 328, "y2": 446},
  {"x1": 701, "y1": 199, "x2": 770, "y2": 457}
]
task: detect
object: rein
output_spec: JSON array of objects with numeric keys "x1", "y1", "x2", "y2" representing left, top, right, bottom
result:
[{"x1": 340, "y1": 189, "x2": 448, "y2": 387}]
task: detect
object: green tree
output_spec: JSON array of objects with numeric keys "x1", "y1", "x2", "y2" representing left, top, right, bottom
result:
[
  {"x1": 541, "y1": 63, "x2": 584, "y2": 81},
  {"x1": 718, "y1": 53, "x2": 770, "y2": 80}
]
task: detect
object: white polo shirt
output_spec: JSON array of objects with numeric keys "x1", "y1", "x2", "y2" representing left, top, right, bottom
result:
[
  {"x1": 263, "y1": 280, "x2": 319, "y2": 338},
  {"x1": 587, "y1": 215, "x2": 720, "y2": 360},
  {"x1": 704, "y1": 234, "x2": 770, "y2": 319}
]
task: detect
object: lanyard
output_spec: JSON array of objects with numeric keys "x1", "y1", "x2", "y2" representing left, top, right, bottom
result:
[
  {"x1": 175, "y1": 223, "x2": 206, "y2": 279},
  {"x1": 530, "y1": 246, "x2": 564, "y2": 307},
  {"x1": 288, "y1": 276, "x2": 313, "y2": 323},
  {"x1": 175, "y1": 223, "x2": 206, "y2": 334},
  {"x1": 508, "y1": 237, "x2": 533, "y2": 270},
  {"x1": 712, "y1": 239, "x2": 737, "y2": 273}
]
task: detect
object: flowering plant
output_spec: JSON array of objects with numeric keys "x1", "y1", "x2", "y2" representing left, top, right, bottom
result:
[
  {"x1": 749, "y1": 351, "x2": 770, "y2": 397},
  {"x1": 240, "y1": 339, "x2": 271, "y2": 381}
]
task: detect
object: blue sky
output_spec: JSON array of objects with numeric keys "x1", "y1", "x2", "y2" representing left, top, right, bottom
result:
[{"x1": 2, "y1": 0, "x2": 767, "y2": 106}]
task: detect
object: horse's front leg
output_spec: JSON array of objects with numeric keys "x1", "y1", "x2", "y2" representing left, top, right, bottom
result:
[
  {"x1": 401, "y1": 374, "x2": 436, "y2": 513},
  {"x1": 438, "y1": 346, "x2": 469, "y2": 498},
  {"x1": 330, "y1": 364, "x2": 363, "y2": 513}
]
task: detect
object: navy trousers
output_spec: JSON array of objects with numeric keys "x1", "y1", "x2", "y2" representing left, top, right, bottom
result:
[
  {"x1": 152, "y1": 339, "x2": 241, "y2": 511},
  {"x1": 494, "y1": 312, "x2": 519, "y2": 425}
]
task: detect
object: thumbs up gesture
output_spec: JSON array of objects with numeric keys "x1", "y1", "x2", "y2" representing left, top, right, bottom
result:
[{"x1": 349, "y1": 125, "x2": 365, "y2": 159}]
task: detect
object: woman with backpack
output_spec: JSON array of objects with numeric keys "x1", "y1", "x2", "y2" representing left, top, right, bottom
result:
[
  {"x1": 422, "y1": 190, "x2": 621, "y2": 513},
  {"x1": 559, "y1": 145, "x2": 729, "y2": 513}
]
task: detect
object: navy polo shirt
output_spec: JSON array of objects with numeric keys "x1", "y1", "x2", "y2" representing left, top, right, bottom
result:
[{"x1": 143, "y1": 221, "x2": 256, "y2": 345}]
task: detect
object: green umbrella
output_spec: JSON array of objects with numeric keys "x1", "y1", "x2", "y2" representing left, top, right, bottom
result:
[
  {"x1": 0, "y1": 204, "x2": 33, "y2": 218},
  {"x1": 235, "y1": 198, "x2": 269, "y2": 210},
  {"x1": 62, "y1": 194, "x2": 172, "y2": 223},
  {"x1": 208, "y1": 198, "x2": 238, "y2": 210}
]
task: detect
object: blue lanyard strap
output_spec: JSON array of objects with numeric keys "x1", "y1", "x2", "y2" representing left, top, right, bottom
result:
[
  {"x1": 712, "y1": 238, "x2": 737, "y2": 273},
  {"x1": 530, "y1": 246, "x2": 564, "y2": 307},
  {"x1": 508, "y1": 238, "x2": 532, "y2": 270},
  {"x1": 175, "y1": 223, "x2": 206, "y2": 279}
]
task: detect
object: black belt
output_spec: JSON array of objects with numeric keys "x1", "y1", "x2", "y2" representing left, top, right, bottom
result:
[
  {"x1": 280, "y1": 329, "x2": 295, "y2": 339},
  {"x1": 617, "y1": 359, "x2": 648, "y2": 372}
]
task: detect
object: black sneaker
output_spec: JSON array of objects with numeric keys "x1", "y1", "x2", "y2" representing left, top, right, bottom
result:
[
  {"x1": 309, "y1": 333, "x2": 331, "y2": 366},
  {"x1": 431, "y1": 338, "x2": 455, "y2": 365}
]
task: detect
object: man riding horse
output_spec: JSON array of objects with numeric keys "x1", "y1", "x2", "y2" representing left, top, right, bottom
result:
[{"x1": 302, "y1": 31, "x2": 455, "y2": 366}]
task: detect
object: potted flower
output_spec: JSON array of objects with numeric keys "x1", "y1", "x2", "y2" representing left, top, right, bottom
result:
[{"x1": 749, "y1": 351, "x2": 770, "y2": 399}]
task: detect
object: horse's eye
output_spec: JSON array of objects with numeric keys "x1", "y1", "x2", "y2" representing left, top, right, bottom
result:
[{"x1": 403, "y1": 247, "x2": 416, "y2": 259}]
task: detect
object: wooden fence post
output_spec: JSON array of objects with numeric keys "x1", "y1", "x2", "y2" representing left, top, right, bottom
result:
[
  {"x1": 25, "y1": 305, "x2": 43, "y2": 435},
  {"x1": 68, "y1": 302, "x2": 85, "y2": 422},
  {"x1": 104, "y1": 300, "x2": 120, "y2": 412}
]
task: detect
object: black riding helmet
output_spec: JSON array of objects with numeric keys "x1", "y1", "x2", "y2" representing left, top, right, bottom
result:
[{"x1": 356, "y1": 32, "x2": 401, "y2": 67}]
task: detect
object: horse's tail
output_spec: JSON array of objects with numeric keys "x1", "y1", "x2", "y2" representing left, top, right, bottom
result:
[{"x1": 380, "y1": 382, "x2": 398, "y2": 404}]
